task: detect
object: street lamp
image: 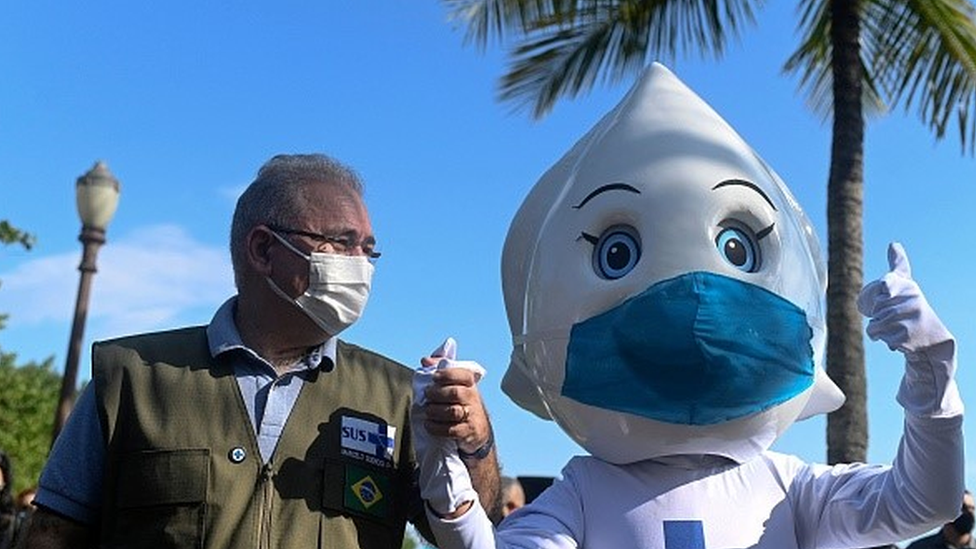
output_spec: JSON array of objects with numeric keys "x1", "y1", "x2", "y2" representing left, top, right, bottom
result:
[{"x1": 52, "y1": 161, "x2": 121, "y2": 443}]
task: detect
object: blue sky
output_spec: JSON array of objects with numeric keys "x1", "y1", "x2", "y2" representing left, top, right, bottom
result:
[{"x1": 1, "y1": 1, "x2": 974, "y2": 492}]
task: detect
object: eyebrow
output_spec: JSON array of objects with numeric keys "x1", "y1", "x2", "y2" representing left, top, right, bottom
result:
[
  {"x1": 711, "y1": 179, "x2": 777, "y2": 211},
  {"x1": 572, "y1": 183, "x2": 642, "y2": 209}
]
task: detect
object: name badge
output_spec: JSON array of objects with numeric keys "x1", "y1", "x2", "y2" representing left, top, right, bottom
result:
[{"x1": 340, "y1": 416, "x2": 396, "y2": 468}]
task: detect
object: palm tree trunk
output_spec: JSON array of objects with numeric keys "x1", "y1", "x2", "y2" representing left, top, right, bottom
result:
[{"x1": 826, "y1": 0, "x2": 867, "y2": 466}]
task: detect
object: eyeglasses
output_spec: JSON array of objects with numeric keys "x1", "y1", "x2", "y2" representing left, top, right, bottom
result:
[{"x1": 266, "y1": 224, "x2": 381, "y2": 260}]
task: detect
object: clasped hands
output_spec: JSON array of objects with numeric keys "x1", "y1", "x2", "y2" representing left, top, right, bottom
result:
[
  {"x1": 411, "y1": 338, "x2": 491, "y2": 518},
  {"x1": 417, "y1": 338, "x2": 492, "y2": 457}
]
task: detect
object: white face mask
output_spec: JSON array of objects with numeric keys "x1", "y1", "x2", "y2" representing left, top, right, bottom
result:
[{"x1": 267, "y1": 231, "x2": 374, "y2": 336}]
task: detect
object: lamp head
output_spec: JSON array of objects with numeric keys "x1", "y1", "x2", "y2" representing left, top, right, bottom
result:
[{"x1": 76, "y1": 161, "x2": 120, "y2": 231}]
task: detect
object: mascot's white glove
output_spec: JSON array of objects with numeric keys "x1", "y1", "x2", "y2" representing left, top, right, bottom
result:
[
  {"x1": 857, "y1": 242, "x2": 961, "y2": 417},
  {"x1": 411, "y1": 337, "x2": 486, "y2": 516}
]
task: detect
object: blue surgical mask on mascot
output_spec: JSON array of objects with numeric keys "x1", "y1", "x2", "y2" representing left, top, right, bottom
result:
[
  {"x1": 563, "y1": 271, "x2": 815, "y2": 426},
  {"x1": 500, "y1": 63, "x2": 845, "y2": 465}
]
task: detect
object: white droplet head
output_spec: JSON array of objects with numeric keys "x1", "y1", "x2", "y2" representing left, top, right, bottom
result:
[{"x1": 501, "y1": 63, "x2": 843, "y2": 464}]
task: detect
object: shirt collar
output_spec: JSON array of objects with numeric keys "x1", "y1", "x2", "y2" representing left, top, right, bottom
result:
[{"x1": 206, "y1": 297, "x2": 336, "y2": 372}]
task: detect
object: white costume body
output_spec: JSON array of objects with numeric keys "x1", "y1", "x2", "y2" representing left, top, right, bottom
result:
[
  {"x1": 430, "y1": 412, "x2": 963, "y2": 548},
  {"x1": 414, "y1": 63, "x2": 965, "y2": 549}
]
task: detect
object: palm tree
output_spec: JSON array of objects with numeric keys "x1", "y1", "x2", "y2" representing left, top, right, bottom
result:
[{"x1": 446, "y1": 0, "x2": 976, "y2": 464}]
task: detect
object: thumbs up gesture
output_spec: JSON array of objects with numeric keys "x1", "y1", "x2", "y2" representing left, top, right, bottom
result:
[{"x1": 857, "y1": 243, "x2": 953, "y2": 355}]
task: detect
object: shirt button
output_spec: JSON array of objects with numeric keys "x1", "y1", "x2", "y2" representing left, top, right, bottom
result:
[{"x1": 229, "y1": 447, "x2": 247, "y2": 464}]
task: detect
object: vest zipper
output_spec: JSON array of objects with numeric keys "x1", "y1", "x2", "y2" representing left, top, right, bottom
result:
[{"x1": 257, "y1": 460, "x2": 275, "y2": 549}]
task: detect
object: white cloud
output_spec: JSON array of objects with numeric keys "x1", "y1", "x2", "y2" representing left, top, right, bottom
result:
[{"x1": 0, "y1": 224, "x2": 234, "y2": 336}]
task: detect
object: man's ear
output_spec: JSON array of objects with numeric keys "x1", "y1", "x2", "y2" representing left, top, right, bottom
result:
[{"x1": 246, "y1": 226, "x2": 276, "y2": 276}]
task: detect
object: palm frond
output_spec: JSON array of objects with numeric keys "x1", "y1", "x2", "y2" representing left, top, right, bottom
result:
[
  {"x1": 486, "y1": 0, "x2": 764, "y2": 118},
  {"x1": 783, "y1": 0, "x2": 833, "y2": 119},
  {"x1": 444, "y1": 0, "x2": 561, "y2": 48},
  {"x1": 784, "y1": 0, "x2": 886, "y2": 123},
  {"x1": 500, "y1": 21, "x2": 628, "y2": 118},
  {"x1": 864, "y1": 0, "x2": 976, "y2": 154}
]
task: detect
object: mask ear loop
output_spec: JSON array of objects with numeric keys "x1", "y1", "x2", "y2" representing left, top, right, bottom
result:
[
  {"x1": 268, "y1": 230, "x2": 311, "y2": 261},
  {"x1": 263, "y1": 228, "x2": 322, "y2": 329}
]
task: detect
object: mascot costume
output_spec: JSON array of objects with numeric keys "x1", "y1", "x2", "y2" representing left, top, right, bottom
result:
[{"x1": 413, "y1": 63, "x2": 964, "y2": 549}]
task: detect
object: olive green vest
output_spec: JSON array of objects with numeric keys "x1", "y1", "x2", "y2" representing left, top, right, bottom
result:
[{"x1": 93, "y1": 326, "x2": 427, "y2": 549}]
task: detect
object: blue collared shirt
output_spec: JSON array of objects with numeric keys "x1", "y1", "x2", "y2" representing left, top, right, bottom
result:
[{"x1": 34, "y1": 297, "x2": 336, "y2": 525}]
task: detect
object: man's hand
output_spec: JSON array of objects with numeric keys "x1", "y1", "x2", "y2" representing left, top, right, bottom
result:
[
  {"x1": 420, "y1": 360, "x2": 492, "y2": 455},
  {"x1": 412, "y1": 338, "x2": 500, "y2": 520}
]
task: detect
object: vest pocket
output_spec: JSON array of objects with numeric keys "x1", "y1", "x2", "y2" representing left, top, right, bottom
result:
[{"x1": 111, "y1": 448, "x2": 210, "y2": 549}]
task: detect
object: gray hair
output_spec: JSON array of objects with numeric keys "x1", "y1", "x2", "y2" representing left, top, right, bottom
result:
[{"x1": 230, "y1": 154, "x2": 364, "y2": 284}]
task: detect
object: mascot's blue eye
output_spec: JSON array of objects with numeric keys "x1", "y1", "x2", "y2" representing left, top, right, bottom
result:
[
  {"x1": 716, "y1": 226, "x2": 759, "y2": 272},
  {"x1": 593, "y1": 226, "x2": 641, "y2": 279}
]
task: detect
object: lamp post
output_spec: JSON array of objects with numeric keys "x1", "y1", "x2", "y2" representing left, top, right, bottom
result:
[{"x1": 51, "y1": 161, "x2": 120, "y2": 444}]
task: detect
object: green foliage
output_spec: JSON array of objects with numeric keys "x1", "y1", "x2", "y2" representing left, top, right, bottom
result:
[
  {"x1": 1, "y1": 218, "x2": 36, "y2": 326},
  {"x1": 785, "y1": 0, "x2": 976, "y2": 152},
  {"x1": 402, "y1": 534, "x2": 419, "y2": 549},
  {"x1": 0, "y1": 356, "x2": 59, "y2": 493},
  {"x1": 0, "y1": 220, "x2": 35, "y2": 250},
  {"x1": 450, "y1": 0, "x2": 976, "y2": 151},
  {"x1": 0, "y1": 219, "x2": 54, "y2": 493},
  {"x1": 445, "y1": 0, "x2": 765, "y2": 118}
]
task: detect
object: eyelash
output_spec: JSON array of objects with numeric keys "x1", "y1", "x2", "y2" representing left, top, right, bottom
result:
[{"x1": 578, "y1": 232, "x2": 599, "y2": 244}]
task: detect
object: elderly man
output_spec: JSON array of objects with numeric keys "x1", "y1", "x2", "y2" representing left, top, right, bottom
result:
[{"x1": 21, "y1": 153, "x2": 500, "y2": 548}]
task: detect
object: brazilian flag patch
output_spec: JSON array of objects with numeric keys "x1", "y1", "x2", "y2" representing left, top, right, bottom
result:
[{"x1": 344, "y1": 464, "x2": 389, "y2": 518}]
